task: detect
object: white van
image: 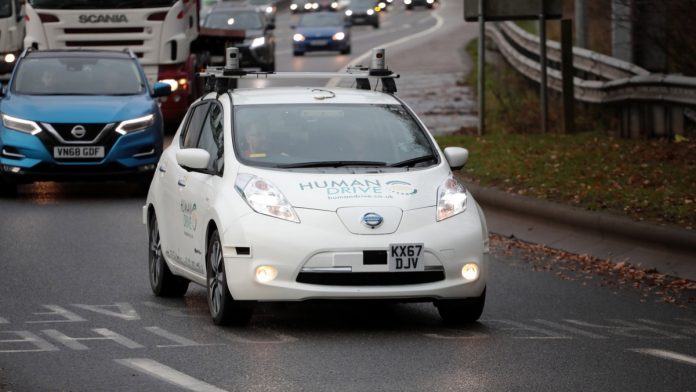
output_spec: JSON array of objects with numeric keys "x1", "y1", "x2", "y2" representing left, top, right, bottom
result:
[{"x1": 0, "y1": 0, "x2": 23, "y2": 76}]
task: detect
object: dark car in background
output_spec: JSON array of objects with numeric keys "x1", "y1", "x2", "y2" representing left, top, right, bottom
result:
[
  {"x1": 292, "y1": 12, "x2": 351, "y2": 56},
  {"x1": 290, "y1": 0, "x2": 315, "y2": 13},
  {"x1": 344, "y1": 0, "x2": 380, "y2": 28},
  {"x1": 404, "y1": 0, "x2": 438, "y2": 9},
  {"x1": 246, "y1": 0, "x2": 278, "y2": 23},
  {"x1": 199, "y1": 6, "x2": 276, "y2": 72}
]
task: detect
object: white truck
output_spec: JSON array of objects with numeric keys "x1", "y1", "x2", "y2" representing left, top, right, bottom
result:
[
  {"x1": 23, "y1": 0, "x2": 204, "y2": 127},
  {"x1": 0, "y1": 0, "x2": 24, "y2": 77}
]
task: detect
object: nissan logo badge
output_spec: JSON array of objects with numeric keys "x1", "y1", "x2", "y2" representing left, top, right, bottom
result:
[
  {"x1": 71, "y1": 125, "x2": 87, "y2": 139},
  {"x1": 361, "y1": 212, "x2": 383, "y2": 229}
]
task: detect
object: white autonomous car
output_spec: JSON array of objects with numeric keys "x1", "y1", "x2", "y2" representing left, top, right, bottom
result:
[{"x1": 143, "y1": 48, "x2": 489, "y2": 326}]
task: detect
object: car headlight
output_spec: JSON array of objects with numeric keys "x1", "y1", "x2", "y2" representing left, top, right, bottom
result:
[
  {"x1": 265, "y1": 6, "x2": 273, "y2": 13},
  {"x1": 331, "y1": 2, "x2": 338, "y2": 8},
  {"x1": 293, "y1": 33, "x2": 305, "y2": 42},
  {"x1": 436, "y1": 175, "x2": 467, "y2": 221},
  {"x1": 332, "y1": 31, "x2": 345, "y2": 40},
  {"x1": 250, "y1": 36, "x2": 265, "y2": 49},
  {"x1": 378, "y1": 2, "x2": 386, "y2": 8},
  {"x1": 290, "y1": 3, "x2": 298, "y2": 9},
  {"x1": 3, "y1": 54, "x2": 16, "y2": 64},
  {"x1": 2, "y1": 114, "x2": 41, "y2": 135},
  {"x1": 366, "y1": 8, "x2": 374, "y2": 15},
  {"x1": 304, "y1": 3, "x2": 312, "y2": 9},
  {"x1": 404, "y1": 0, "x2": 412, "y2": 4},
  {"x1": 235, "y1": 174, "x2": 300, "y2": 223},
  {"x1": 115, "y1": 114, "x2": 155, "y2": 135},
  {"x1": 345, "y1": 9, "x2": 353, "y2": 15},
  {"x1": 312, "y1": 3, "x2": 319, "y2": 9}
]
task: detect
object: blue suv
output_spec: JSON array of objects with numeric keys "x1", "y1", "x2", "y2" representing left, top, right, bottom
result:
[{"x1": 0, "y1": 49, "x2": 171, "y2": 194}]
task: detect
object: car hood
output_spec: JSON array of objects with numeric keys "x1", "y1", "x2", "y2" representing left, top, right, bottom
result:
[
  {"x1": 237, "y1": 166, "x2": 450, "y2": 211},
  {"x1": 0, "y1": 94, "x2": 155, "y2": 123},
  {"x1": 296, "y1": 26, "x2": 342, "y2": 36}
]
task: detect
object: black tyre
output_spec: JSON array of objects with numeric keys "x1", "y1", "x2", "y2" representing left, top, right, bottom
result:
[
  {"x1": 340, "y1": 46, "x2": 351, "y2": 55},
  {"x1": 206, "y1": 229, "x2": 253, "y2": 326},
  {"x1": 373, "y1": 22, "x2": 380, "y2": 29},
  {"x1": 406, "y1": 5, "x2": 413, "y2": 10},
  {"x1": 293, "y1": 50, "x2": 305, "y2": 56},
  {"x1": 148, "y1": 213, "x2": 189, "y2": 297},
  {"x1": 0, "y1": 180, "x2": 17, "y2": 197},
  {"x1": 435, "y1": 287, "x2": 486, "y2": 324}
]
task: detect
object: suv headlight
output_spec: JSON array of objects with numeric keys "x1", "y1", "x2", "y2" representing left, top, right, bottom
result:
[
  {"x1": 2, "y1": 114, "x2": 41, "y2": 135},
  {"x1": 115, "y1": 114, "x2": 155, "y2": 135},
  {"x1": 235, "y1": 174, "x2": 300, "y2": 223},
  {"x1": 332, "y1": 32, "x2": 345, "y2": 41},
  {"x1": 250, "y1": 36, "x2": 266, "y2": 49},
  {"x1": 436, "y1": 174, "x2": 467, "y2": 221}
]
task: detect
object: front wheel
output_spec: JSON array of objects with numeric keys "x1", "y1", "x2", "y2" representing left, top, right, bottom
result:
[
  {"x1": 206, "y1": 229, "x2": 253, "y2": 326},
  {"x1": 435, "y1": 287, "x2": 486, "y2": 324},
  {"x1": 148, "y1": 213, "x2": 189, "y2": 297}
]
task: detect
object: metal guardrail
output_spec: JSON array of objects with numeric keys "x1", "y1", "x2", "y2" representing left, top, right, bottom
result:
[{"x1": 485, "y1": 21, "x2": 696, "y2": 136}]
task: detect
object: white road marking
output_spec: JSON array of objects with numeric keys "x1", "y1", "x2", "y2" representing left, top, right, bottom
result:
[
  {"x1": 115, "y1": 358, "x2": 228, "y2": 392},
  {"x1": 424, "y1": 329, "x2": 489, "y2": 340},
  {"x1": 204, "y1": 325, "x2": 298, "y2": 344},
  {"x1": 564, "y1": 319, "x2": 689, "y2": 339},
  {"x1": 636, "y1": 319, "x2": 696, "y2": 337},
  {"x1": 486, "y1": 319, "x2": 570, "y2": 339},
  {"x1": 26, "y1": 305, "x2": 86, "y2": 323},
  {"x1": 325, "y1": 3, "x2": 445, "y2": 87},
  {"x1": 0, "y1": 331, "x2": 59, "y2": 353},
  {"x1": 145, "y1": 326, "x2": 221, "y2": 348},
  {"x1": 533, "y1": 319, "x2": 608, "y2": 339},
  {"x1": 629, "y1": 348, "x2": 696, "y2": 367},
  {"x1": 72, "y1": 303, "x2": 140, "y2": 321},
  {"x1": 0, "y1": 316, "x2": 8, "y2": 324},
  {"x1": 42, "y1": 328, "x2": 144, "y2": 350}
]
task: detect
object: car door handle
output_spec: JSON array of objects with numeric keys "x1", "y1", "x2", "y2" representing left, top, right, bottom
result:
[
  {"x1": 158, "y1": 165, "x2": 167, "y2": 173},
  {"x1": 177, "y1": 179, "x2": 186, "y2": 187}
]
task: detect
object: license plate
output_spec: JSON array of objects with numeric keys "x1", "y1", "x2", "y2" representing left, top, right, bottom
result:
[
  {"x1": 388, "y1": 243, "x2": 424, "y2": 272},
  {"x1": 354, "y1": 17, "x2": 365, "y2": 22},
  {"x1": 310, "y1": 40, "x2": 328, "y2": 46},
  {"x1": 54, "y1": 146, "x2": 105, "y2": 159}
]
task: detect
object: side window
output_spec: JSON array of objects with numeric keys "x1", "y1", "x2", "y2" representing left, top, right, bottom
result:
[
  {"x1": 197, "y1": 103, "x2": 224, "y2": 173},
  {"x1": 180, "y1": 102, "x2": 210, "y2": 149}
]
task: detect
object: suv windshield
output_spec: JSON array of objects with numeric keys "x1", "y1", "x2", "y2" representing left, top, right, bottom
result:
[
  {"x1": 234, "y1": 104, "x2": 437, "y2": 168},
  {"x1": 29, "y1": 0, "x2": 177, "y2": 9},
  {"x1": 0, "y1": 1, "x2": 11, "y2": 18},
  {"x1": 349, "y1": 0, "x2": 375, "y2": 8},
  {"x1": 299, "y1": 13, "x2": 343, "y2": 27},
  {"x1": 13, "y1": 57, "x2": 146, "y2": 96},
  {"x1": 204, "y1": 11, "x2": 264, "y2": 29}
]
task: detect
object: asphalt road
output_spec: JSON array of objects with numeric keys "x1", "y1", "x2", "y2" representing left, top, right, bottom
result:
[{"x1": 1, "y1": 1, "x2": 696, "y2": 391}]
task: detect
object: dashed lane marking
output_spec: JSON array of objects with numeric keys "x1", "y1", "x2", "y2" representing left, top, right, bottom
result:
[
  {"x1": 628, "y1": 348, "x2": 696, "y2": 367},
  {"x1": 115, "y1": 358, "x2": 229, "y2": 392}
]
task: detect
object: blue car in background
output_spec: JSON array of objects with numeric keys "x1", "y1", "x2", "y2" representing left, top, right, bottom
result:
[
  {"x1": 0, "y1": 49, "x2": 171, "y2": 194},
  {"x1": 292, "y1": 12, "x2": 351, "y2": 56}
]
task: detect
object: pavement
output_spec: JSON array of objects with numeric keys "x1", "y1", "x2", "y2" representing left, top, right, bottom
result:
[{"x1": 379, "y1": 6, "x2": 696, "y2": 281}]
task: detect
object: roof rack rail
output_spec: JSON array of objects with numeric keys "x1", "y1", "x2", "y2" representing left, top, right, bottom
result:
[{"x1": 199, "y1": 47, "x2": 399, "y2": 95}]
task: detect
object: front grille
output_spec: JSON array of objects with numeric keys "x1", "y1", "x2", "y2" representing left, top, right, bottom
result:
[
  {"x1": 37, "y1": 123, "x2": 120, "y2": 163},
  {"x1": 64, "y1": 27, "x2": 145, "y2": 34},
  {"x1": 49, "y1": 123, "x2": 109, "y2": 143},
  {"x1": 65, "y1": 40, "x2": 144, "y2": 47},
  {"x1": 296, "y1": 271, "x2": 445, "y2": 286}
]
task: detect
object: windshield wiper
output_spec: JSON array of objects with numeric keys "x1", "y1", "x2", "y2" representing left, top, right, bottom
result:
[
  {"x1": 389, "y1": 155, "x2": 437, "y2": 167},
  {"x1": 278, "y1": 160, "x2": 387, "y2": 168}
]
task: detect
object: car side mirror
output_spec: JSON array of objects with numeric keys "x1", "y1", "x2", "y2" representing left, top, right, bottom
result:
[
  {"x1": 152, "y1": 81, "x2": 172, "y2": 98},
  {"x1": 176, "y1": 148, "x2": 211, "y2": 172},
  {"x1": 443, "y1": 147, "x2": 468, "y2": 170}
]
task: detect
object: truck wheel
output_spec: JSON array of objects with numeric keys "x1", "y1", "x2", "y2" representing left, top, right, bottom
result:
[
  {"x1": 206, "y1": 229, "x2": 253, "y2": 326},
  {"x1": 435, "y1": 287, "x2": 486, "y2": 324}
]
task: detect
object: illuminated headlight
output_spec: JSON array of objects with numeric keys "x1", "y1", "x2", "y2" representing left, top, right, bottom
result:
[
  {"x1": 426, "y1": 0, "x2": 434, "y2": 3},
  {"x1": 2, "y1": 114, "x2": 41, "y2": 135},
  {"x1": 250, "y1": 36, "x2": 266, "y2": 49},
  {"x1": 235, "y1": 174, "x2": 300, "y2": 223},
  {"x1": 290, "y1": 3, "x2": 298, "y2": 9},
  {"x1": 312, "y1": 3, "x2": 319, "y2": 9},
  {"x1": 293, "y1": 33, "x2": 305, "y2": 42},
  {"x1": 331, "y1": 2, "x2": 338, "y2": 8},
  {"x1": 366, "y1": 8, "x2": 374, "y2": 15},
  {"x1": 404, "y1": 0, "x2": 412, "y2": 4},
  {"x1": 378, "y1": 2, "x2": 386, "y2": 8},
  {"x1": 304, "y1": 3, "x2": 312, "y2": 9},
  {"x1": 265, "y1": 6, "x2": 273, "y2": 13},
  {"x1": 436, "y1": 174, "x2": 467, "y2": 221},
  {"x1": 158, "y1": 78, "x2": 179, "y2": 92},
  {"x1": 3, "y1": 54, "x2": 15, "y2": 63},
  {"x1": 115, "y1": 114, "x2": 155, "y2": 135},
  {"x1": 256, "y1": 265, "x2": 278, "y2": 283},
  {"x1": 332, "y1": 31, "x2": 345, "y2": 41},
  {"x1": 461, "y1": 263, "x2": 480, "y2": 281},
  {"x1": 345, "y1": 9, "x2": 353, "y2": 15}
]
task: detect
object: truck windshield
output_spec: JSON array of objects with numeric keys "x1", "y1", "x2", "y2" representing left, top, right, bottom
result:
[
  {"x1": 234, "y1": 104, "x2": 438, "y2": 169},
  {"x1": 13, "y1": 57, "x2": 146, "y2": 96},
  {"x1": 0, "y1": 1, "x2": 11, "y2": 18},
  {"x1": 29, "y1": 0, "x2": 178, "y2": 9}
]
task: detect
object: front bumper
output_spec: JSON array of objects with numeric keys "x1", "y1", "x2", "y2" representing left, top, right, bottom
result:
[
  {"x1": 294, "y1": 37, "x2": 348, "y2": 52},
  {"x1": 350, "y1": 13, "x2": 378, "y2": 25},
  {"x1": 221, "y1": 205, "x2": 488, "y2": 301},
  {"x1": 0, "y1": 126, "x2": 162, "y2": 184}
]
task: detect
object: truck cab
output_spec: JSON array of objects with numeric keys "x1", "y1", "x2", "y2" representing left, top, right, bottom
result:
[{"x1": 0, "y1": 0, "x2": 24, "y2": 76}]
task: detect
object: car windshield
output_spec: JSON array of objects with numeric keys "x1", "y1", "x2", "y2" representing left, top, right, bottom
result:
[
  {"x1": 299, "y1": 13, "x2": 343, "y2": 27},
  {"x1": 13, "y1": 57, "x2": 146, "y2": 96},
  {"x1": 29, "y1": 0, "x2": 177, "y2": 9},
  {"x1": 234, "y1": 104, "x2": 437, "y2": 168},
  {"x1": 0, "y1": 1, "x2": 11, "y2": 18},
  {"x1": 204, "y1": 11, "x2": 264, "y2": 29},
  {"x1": 349, "y1": 0, "x2": 374, "y2": 8}
]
